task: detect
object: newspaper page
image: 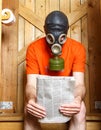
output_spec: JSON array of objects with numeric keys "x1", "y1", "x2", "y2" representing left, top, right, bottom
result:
[{"x1": 36, "y1": 75, "x2": 75, "y2": 123}]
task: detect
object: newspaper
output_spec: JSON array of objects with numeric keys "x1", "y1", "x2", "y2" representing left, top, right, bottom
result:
[{"x1": 36, "y1": 75, "x2": 75, "y2": 123}]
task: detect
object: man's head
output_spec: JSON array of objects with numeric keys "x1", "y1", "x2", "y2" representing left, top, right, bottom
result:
[
  {"x1": 44, "y1": 10, "x2": 69, "y2": 35},
  {"x1": 44, "y1": 11, "x2": 69, "y2": 55},
  {"x1": 44, "y1": 11, "x2": 69, "y2": 71}
]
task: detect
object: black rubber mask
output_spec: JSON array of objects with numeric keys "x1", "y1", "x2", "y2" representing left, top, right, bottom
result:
[{"x1": 44, "y1": 11, "x2": 69, "y2": 71}]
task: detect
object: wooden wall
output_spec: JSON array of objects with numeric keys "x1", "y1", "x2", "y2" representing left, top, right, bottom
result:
[
  {"x1": 0, "y1": 0, "x2": 101, "y2": 130},
  {"x1": 0, "y1": 0, "x2": 2, "y2": 83},
  {"x1": 1, "y1": 0, "x2": 18, "y2": 113},
  {"x1": 88, "y1": 0, "x2": 101, "y2": 113}
]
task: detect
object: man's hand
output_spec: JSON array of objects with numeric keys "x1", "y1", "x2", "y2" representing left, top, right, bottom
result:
[
  {"x1": 26, "y1": 100, "x2": 46, "y2": 119},
  {"x1": 59, "y1": 97, "x2": 81, "y2": 117}
]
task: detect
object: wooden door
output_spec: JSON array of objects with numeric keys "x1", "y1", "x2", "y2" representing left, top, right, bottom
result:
[{"x1": 18, "y1": 0, "x2": 89, "y2": 113}]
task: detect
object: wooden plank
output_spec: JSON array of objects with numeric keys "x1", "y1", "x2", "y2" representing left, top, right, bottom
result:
[
  {"x1": 100, "y1": 0, "x2": 101, "y2": 14},
  {"x1": 18, "y1": 35, "x2": 45, "y2": 65},
  {"x1": 35, "y1": 0, "x2": 45, "y2": 19},
  {"x1": 17, "y1": 0, "x2": 35, "y2": 113},
  {"x1": 70, "y1": 20, "x2": 81, "y2": 42},
  {"x1": 0, "y1": 0, "x2": 2, "y2": 101},
  {"x1": 71, "y1": 0, "x2": 81, "y2": 11},
  {"x1": 45, "y1": 1, "x2": 50, "y2": 16},
  {"x1": 68, "y1": 2, "x2": 87, "y2": 26},
  {"x1": 18, "y1": 45, "x2": 28, "y2": 65},
  {"x1": 17, "y1": 63, "x2": 24, "y2": 113},
  {"x1": 86, "y1": 122, "x2": 101, "y2": 130},
  {"x1": 41, "y1": 121, "x2": 101, "y2": 130},
  {"x1": 81, "y1": 16, "x2": 88, "y2": 65},
  {"x1": 88, "y1": 0, "x2": 101, "y2": 113},
  {"x1": 25, "y1": 0, "x2": 35, "y2": 46},
  {"x1": 35, "y1": 0, "x2": 45, "y2": 38},
  {"x1": 81, "y1": 15, "x2": 90, "y2": 113},
  {"x1": 45, "y1": 0, "x2": 59, "y2": 19},
  {"x1": 18, "y1": 0, "x2": 25, "y2": 51},
  {"x1": 81, "y1": 0, "x2": 86, "y2": 4},
  {"x1": 0, "y1": 122, "x2": 23, "y2": 130},
  {"x1": 70, "y1": 0, "x2": 81, "y2": 42},
  {"x1": 16, "y1": 0, "x2": 25, "y2": 113},
  {"x1": 41, "y1": 123, "x2": 69, "y2": 130},
  {"x1": 0, "y1": 0, "x2": 2, "y2": 76},
  {"x1": 86, "y1": 114, "x2": 101, "y2": 121},
  {"x1": 60, "y1": 0, "x2": 70, "y2": 14},
  {"x1": 18, "y1": 16, "x2": 25, "y2": 51},
  {"x1": 0, "y1": 113, "x2": 23, "y2": 121},
  {"x1": 48, "y1": 0, "x2": 59, "y2": 12},
  {"x1": 45, "y1": 0, "x2": 60, "y2": 15},
  {"x1": 0, "y1": 121, "x2": 100, "y2": 130},
  {"x1": 2, "y1": 0, "x2": 18, "y2": 111},
  {"x1": 19, "y1": 3, "x2": 44, "y2": 32},
  {"x1": 17, "y1": 0, "x2": 25, "y2": 113}
]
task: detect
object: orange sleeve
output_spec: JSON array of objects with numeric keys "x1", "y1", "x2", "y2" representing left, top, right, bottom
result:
[
  {"x1": 73, "y1": 44, "x2": 86, "y2": 72},
  {"x1": 26, "y1": 44, "x2": 39, "y2": 74}
]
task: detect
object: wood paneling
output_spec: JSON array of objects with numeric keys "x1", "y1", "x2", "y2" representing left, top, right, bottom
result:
[
  {"x1": 0, "y1": 122, "x2": 23, "y2": 130},
  {"x1": 0, "y1": 0, "x2": 2, "y2": 76},
  {"x1": 18, "y1": 1, "x2": 88, "y2": 115},
  {"x1": 0, "y1": 1, "x2": 101, "y2": 129},
  {"x1": 0, "y1": 121, "x2": 100, "y2": 130},
  {"x1": 88, "y1": 0, "x2": 101, "y2": 113},
  {"x1": 0, "y1": 0, "x2": 2, "y2": 100},
  {"x1": 81, "y1": 15, "x2": 90, "y2": 112},
  {"x1": 19, "y1": 3, "x2": 44, "y2": 32},
  {"x1": 86, "y1": 122, "x2": 101, "y2": 130},
  {"x1": 1, "y1": 0, "x2": 18, "y2": 111},
  {"x1": 18, "y1": 0, "x2": 101, "y2": 115},
  {"x1": 41, "y1": 121, "x2": 101, "y2": 130}
]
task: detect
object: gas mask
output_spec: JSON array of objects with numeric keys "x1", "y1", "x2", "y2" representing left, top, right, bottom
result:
[{"x1": 44, "y1": 11, "x2": 69, "y2": 71}]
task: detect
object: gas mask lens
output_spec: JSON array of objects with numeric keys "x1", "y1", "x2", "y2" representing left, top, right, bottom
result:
[
  {"x1": 59, "y1": 34, "x2": 67, "y2": 44},
  {"x1": 46, "y1": 33, "x2": 67, "y2": 45},
  {"x1": 46, "y1": 34, "x2": 55, "y2": 44}
]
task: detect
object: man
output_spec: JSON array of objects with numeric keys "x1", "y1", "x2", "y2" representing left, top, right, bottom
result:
[{"x1": 24, "y1": 11, "x2": 86, "y2": 130}]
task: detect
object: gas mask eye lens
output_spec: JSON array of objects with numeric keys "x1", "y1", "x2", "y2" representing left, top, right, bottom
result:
[
  {"x1": 59, "y1": 34, "x2": 67, "y2": 44},
  {"x1": 46, "y1": 34, "x2": 55, "y2": 44}
]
